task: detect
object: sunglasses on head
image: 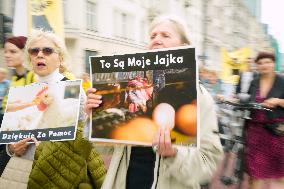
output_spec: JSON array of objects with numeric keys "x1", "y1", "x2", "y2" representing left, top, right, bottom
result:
[{"x1": 28, "y1": 47, "x2": 58, "y2": 56}]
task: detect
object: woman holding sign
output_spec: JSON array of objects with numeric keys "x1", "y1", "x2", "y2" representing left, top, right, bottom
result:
[
  {"x1": 0, "y1": 30, "x2": 106, "y2": 189},
  {"x1": 0, "y1": 36, "x2": 36, "y2": 176},
  {"x1": 87, "y1": 16, "x2": 223, "y2": 189}
]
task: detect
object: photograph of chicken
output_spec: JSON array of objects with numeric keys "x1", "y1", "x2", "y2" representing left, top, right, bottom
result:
[
  {"x1": 90, "y1": 47, "x2": 197, "y2": 146},
  {"x1": 91, "y1": 75, "x2": 153, "y2": 139},
  {"x1": 0, "y1": 80, "x2": 81, "y2": 143},
  {"x1": 125, "y1": 77, "x2": 153, "y2": 113}
]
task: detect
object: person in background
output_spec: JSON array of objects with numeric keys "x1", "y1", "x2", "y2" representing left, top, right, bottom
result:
[
  {"x1": 86, "y1": 15, "x2": 223, "y2": 189},
  {"x1": 82, "y1": 72, "x2": 91, "y2": 93},
  {"x1": 2, "y1": 36, "x2": 36, "y2": 110},
  {"x1": 244, "y1": 52, "x2": 284, "y2": 189},
  {"x1": 199, "y1": 66, "x2": 207, "y2": 83},
  {"x1": 0, "y1": 30, "x2": 106, "y2": 189},
  {"x1": 59, "y1": 63, "x2": 76, "y2": 80},
  {"x1": 0, "y1": 68, "x2": 10, "y2": 123},
  {"x1": 0, "y1": 36, "x2": 36, "y2": 176},
  {"x1": 236, "y1": 57, "x2": 258, "y2": 97},
  {"x1": 203, "y1": 70, "x2": 222, "y2": 99}
]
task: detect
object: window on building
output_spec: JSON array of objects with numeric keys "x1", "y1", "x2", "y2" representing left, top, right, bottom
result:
[
  {"x1": 63, "y1": 0, "x2": 69, "y2": 24},
  {"x1": 0, "y1": 0, "x2": 4, "y2": 13},
  {"x1": 85, "y1": 50, "x2": 98, "y2": 73},
  {"x1": 10, "y1": 0, "x2": 15, "y2": 13},
  {"x1": 0, "y1": 0, "x2": 15, "y2": 15},
  {"x1": 140, "y1": 20, "x2": 147, "y2": 43},
  {"x1": 86, "y1": 0, "x2": 96, "y2": 31},
  {"x1": 121, "y1": 13, "x2": 127, "y2": 37},
  {"x1": 113, "y1": 10, "x2": 133, "y2": 40}
]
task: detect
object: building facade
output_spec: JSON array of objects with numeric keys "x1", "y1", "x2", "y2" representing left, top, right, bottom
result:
[
  {"x1": 0, "y1": 0, "x2": 273, "y2": 76},
  {"x1": 243, "y1": 0, "x2": 262, "y2": 21}
]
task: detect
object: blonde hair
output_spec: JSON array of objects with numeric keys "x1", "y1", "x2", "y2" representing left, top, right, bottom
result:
[
  {"x1": 149, "y1": 15, "x2": 191, "y2": 45},
  {"x1": 24, "y1": 29, "x2": 69, "y2": 70}
]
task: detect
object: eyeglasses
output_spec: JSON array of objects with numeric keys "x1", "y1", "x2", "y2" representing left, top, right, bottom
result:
[{"x1": 28, "y1": 47, "x2": 58, "y2": 56}]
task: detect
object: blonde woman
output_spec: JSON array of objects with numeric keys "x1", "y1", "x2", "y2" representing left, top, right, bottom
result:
[
  {"x1": 87, "y1": 16, "x2": 223, "y2": 189},
  {"x1": 1, "y1": 30, "x2": 106, "y2": 189}
]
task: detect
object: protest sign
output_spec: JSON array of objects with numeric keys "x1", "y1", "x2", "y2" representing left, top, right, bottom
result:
[
  {"x1": 0, "y1": 80, "x2": 81, "y2": 144},
  {"x1": 90, "y1": 47, "x2": 197, "y2": 146}
]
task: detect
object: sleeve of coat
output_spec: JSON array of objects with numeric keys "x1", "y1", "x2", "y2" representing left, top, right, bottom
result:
[
  {"x1": 161, "y1": 85, "x2": 224, "y2": 186},
  {"x1": 87, "y1": 149, "x2": 107, "y2": 189},
  {"x1": 31, "y1": 142, "x2": 44, "y2": 168}
]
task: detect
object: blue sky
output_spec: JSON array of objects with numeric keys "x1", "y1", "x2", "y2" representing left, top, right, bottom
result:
[{"x1": 261, "y1": 0, "x2": 284, "y2": 52}]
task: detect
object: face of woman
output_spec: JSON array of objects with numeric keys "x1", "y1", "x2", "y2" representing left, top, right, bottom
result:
[
  {"x1": 256, "y1": 58, "x2": 275, "y2": 75},
  {"x1": 29, "y1": 37, "x2": 61, "y2": 77},
  {"x1": 149, "y1": 21, "x2": 183, "y2": 50},
  {"x1": 4, "y1": 42, "x2": 24, "y2": 68}
]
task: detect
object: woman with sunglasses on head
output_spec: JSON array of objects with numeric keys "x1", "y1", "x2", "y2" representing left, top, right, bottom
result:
[
  {"x1": 0, "y1": 30, "x2": 106, "y2": 189},
  {"x1": 87, "y1": 15, "x2": 223, "y2": 189}
]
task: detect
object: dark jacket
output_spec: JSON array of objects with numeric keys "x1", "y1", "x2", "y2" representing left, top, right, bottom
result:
[{"x1": 248, "y1": 74, "x2": 284, "y2": 119}]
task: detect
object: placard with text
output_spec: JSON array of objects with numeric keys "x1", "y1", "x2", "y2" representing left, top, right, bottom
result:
[
  {"x1": 90, "y1": 47, "x2": 198, "y2": 146},
  {"x1": 0, "y1": 80, "x2": 82, "y2": 144}
]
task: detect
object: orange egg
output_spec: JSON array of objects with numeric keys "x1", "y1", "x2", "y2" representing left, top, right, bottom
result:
[
  {"x1": 175, "y1": 104, "x2": 197, "y2": 136},
  {"x1": 152, "y1": 103, "x2": 175, "y2": 130},
  {"x1": 110, "y1": 117, "x2": 159, "y2": 143}
]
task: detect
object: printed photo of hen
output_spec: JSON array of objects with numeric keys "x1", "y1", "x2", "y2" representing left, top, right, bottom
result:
[
  {"x1": 0, "y1": 80, "x2": 82, "y2": 144},
  {"x1": 89, "y1": 47, "x2": 197, "y2": 146}
]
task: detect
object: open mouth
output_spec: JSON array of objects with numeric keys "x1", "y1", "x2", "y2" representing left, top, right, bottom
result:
[{"x1": 37, "y1": 62, "x2": 46, "y2": 68}]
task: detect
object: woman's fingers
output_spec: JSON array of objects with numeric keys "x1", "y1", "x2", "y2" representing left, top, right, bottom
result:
[
  {"x1": 86, "y1": 88, "x2": 97, "y2": 95},
  {"x1": 152, "y1": 128, "x2": 161, "y2": 145},
  {"x1": 30, "y1": 137, "x2": 41, "y2": 147},
  {"x1": 88, "y1": 93, "x2": 102, "y2": 100},
  {"x1": 263, "y1": 98, "x2": 280, "y2": 108},
  {"x1": 152, "y1": 128, "x2": 161, "y2": 153},
  {"x1": 157, "y1": 128, "x2": 165, "y2": 154},
  {"x1": 155, "y1": 129, "x2": 176, "y2": 157},
  {"x1": 164, "y1": 129, "x2": 172, "y2": 152},
  {"x1": 86, "y1": 99, "x2": 103, "y2": 106},
  {"x1": 16, "y1": 146, "x2": 28, "y2": 156},
  {"x1": 12, "y1": 138, "x2": 31, "y2": 156},
  {"x1": 84, "y1": 88, "x2": 103, "y2": 115}
]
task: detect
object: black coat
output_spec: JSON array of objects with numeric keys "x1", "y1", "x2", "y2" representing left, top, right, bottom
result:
[{"x1": 248, "y1": 74, "x2": 284, "y2": 119}]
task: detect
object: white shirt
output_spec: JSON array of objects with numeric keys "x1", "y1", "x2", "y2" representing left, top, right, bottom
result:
[{"x1": 37, "y1": 69, "x2": 64, "y2": 83}]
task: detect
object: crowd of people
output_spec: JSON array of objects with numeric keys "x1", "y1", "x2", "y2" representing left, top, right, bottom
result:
[{"x1": 0, "y1": 14, "x2": 283, "y2": 189}]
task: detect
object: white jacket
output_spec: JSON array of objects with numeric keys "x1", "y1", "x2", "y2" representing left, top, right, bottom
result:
[{"x1": 98, "y1": 85, "x2": 224, "y2": 189}]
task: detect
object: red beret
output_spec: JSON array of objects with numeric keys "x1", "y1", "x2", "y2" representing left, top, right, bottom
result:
[{"x1": 5, "y1": 36, "x2": 27, "y2": 49}]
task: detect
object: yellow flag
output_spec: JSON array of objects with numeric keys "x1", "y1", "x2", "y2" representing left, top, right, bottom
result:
[
  {"x1": 220, "y1": 48, "x2": 251, "y2": 84},
  {"x1": 28, "y1": 0, "x2": 64, "y2": 38}
]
